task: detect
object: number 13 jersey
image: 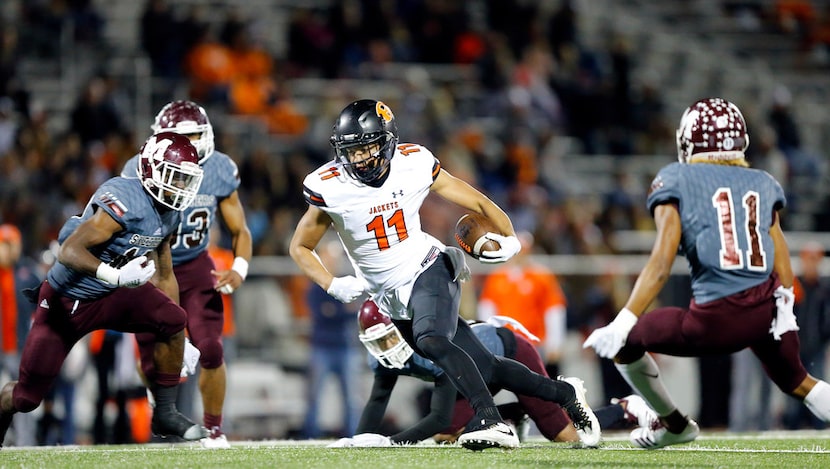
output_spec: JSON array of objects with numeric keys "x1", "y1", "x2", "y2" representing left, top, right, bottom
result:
[{"x1": 647, "y1": 162, "x2": 786, "y2": 304}]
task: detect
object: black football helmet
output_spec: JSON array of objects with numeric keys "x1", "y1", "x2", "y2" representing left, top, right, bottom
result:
[
  {"x1": 138, "y1": 132, "x2": 204, "y2": 211},
  {"x1": 330, "y1": 99, "x2": 398, "y2": 186},
  {"x1": 676, "y1": 97, "x2": 749, "y2": 164},
  {"x1": 151, "y1": 100, "x2": 215, "y2": 163},
  {"x1": 357, "y1": 299, "x2": 413, "y2": 369}
]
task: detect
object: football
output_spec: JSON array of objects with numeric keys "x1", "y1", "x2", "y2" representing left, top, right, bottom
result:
[{"x1": 454, "y1": 213, "x2": 501, "y2": 259}]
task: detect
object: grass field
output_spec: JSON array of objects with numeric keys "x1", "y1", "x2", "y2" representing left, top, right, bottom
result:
[{"x1": 1, "y1": 431, "x2": 828, "y2": 468}]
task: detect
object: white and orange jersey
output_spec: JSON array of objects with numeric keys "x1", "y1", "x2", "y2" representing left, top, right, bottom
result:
[{"x1": 302, "y1": 143, "x2": 446, "y2": 300}]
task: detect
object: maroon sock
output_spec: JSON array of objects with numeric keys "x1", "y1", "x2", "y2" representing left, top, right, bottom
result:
[{"x1": 205, "y1": 413, "x2": 223, "y2": 436}]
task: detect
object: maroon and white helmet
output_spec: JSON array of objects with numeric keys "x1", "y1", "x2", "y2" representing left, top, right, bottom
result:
[
  {"x1": 357, "y1": 299, "x2": 413, "y2": 369},
  {"x1": 676, "y1": 97, "x2": 749, "y2": 164},
  {"x1": 139, "y1": 132, "x2": 204, "y2": 211},
  {"x1": 151, "y1": 100, "x2": 215, "y2": 163}
]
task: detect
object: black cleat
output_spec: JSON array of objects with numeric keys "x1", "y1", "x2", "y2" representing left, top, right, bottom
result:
[{"x1": 151, "y1": 406, "x2": 208, "y2": 441}]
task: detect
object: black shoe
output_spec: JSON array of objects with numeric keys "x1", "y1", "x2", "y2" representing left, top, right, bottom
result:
[
  {"x1": 151, "y1": 406, "x2": 208, "y2": 441},
  {"x1": 0, "y1": 411, "x2": 12, "y2": 449}
]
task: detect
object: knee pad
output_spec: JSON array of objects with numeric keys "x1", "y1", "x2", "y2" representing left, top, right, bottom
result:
[
  {"x1": 195, "y1": 337, "x2": 224, "y2": 369},
  {"x1": 416, "y1": 335, "x2": 453, "y2": 361}
]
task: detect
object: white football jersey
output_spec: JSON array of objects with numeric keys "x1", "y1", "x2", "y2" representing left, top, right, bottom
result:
[{"x1": 302, "y1": 143, "x2": 446, "y2": 302}]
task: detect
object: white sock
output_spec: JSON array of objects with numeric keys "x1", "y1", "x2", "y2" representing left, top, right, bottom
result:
[
  {"x1": 615, "y1": 354, "x2": 679, "y2": 417},
  {"x1": 804, "y1": 380, "x2": 830, "y2": 422}
]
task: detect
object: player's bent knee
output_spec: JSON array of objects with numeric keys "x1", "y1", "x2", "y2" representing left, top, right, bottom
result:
[
  {"x1": 196, "y1": 337, "x2": 224, "y2": 369},
  {"x1": 416, "y1": 335, "x2": 453, "y2": 360},
  {"x1": 155, "y1": 306, "x2": 188, "y2": 337}
]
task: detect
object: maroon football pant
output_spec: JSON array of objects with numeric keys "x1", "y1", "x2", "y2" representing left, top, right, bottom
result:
[
  {"x1": 442, "y1": 332, "x2": 571, "y2": 440},
  {"x1": 14, "y1": 280, "x2": 186, "y2": 413},
  {"x1": 618, "y1": 275, "x2": 808, "y2": 394},
  {"x1": 138, "y1": 251, "x2": 225, "y2": 379}
]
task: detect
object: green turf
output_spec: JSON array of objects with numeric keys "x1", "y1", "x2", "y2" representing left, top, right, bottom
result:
[{"x1": 1, "y1": 433, "x2": 828, "y2": 468}]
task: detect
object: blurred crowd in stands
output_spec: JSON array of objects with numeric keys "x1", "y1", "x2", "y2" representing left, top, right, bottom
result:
[{"x1": 1, "y1": 1, "x2": 828, "y2": 262}]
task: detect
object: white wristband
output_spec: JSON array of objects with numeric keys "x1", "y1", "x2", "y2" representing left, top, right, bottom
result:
[
  {"x1": 616, "y1": 308, "x2": 639, "y2": 328},
  {"x1": 96, "y1": 262, "x2": 120, "y2": 285},
  {"x1": 231, "y1": 257, "x2": 249, "y2": 280}
]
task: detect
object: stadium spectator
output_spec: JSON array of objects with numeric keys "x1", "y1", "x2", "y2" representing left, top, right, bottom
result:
[
  {"x1": 0, "y1": 224, "x2": 41, "y2": 446},
  {"x1": 783, "y1": 241, "x2": 830, "y2": 429},
  {"x1": 301, "y1": 240, "x2": 362, "y2": 439},
  {"x1": 478, "y1": 231, "x2": 568, "y2": 378}
]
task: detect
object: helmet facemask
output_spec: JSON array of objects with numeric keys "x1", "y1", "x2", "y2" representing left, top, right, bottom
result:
[
  {"x1": 333, "y1": 132, "x2": 395, "y2": 186},
  {"x1": 359, "y1": 321, "x2": 414, "y2": 369},
  {"x1": 139, "y1": 133, "x2": 204, "y2": 211},
  {"x1": 330, "y1": 99, "x2": 399, "y2": 187},
  {"x1": 144, "y1": 160, "x2": 203, "y2": 211}
]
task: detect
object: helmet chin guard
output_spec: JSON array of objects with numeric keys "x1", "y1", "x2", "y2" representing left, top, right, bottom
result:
[{"x1": 357, "y1": 299, "x2": 413, "y2": 369}]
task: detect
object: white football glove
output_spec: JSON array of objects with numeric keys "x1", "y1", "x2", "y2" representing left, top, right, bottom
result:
[
  {"x1": 96, "y1": 256, "x2": 156, "y2": 288},
  {"x1": 327, "y1": 437, "x2": 354, "y2": 448},
  {"x1": 771, "y1": 286, "x2": 799, "y2": 340},
  {"x1": 181, "y1": 337, "x2": 201, "y2": 377},
  {"x1": 326, "y1": 434, "x2": 392, "y2": 448},
  {"x1": 351, "y1": 433, "x2": 393, "y2": 447},
  {"x1": 478, "y1": 233, "x2": 521, "y2": 264},
  {"x1": 326, "y1": 275, "x2": 367, "y2": 303},
  {"x1": 582, "y1": 308, "x2": 639, "y2": 359}
]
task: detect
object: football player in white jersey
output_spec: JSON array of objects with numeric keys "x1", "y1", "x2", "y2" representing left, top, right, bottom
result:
[{"x1": 290, "y1": 99, "x2": 600, "y2": 450}]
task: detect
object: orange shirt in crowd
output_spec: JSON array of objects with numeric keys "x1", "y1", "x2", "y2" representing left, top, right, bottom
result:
[{"x1": 478, "y1": 265, "x2": 567, "y2": 343}]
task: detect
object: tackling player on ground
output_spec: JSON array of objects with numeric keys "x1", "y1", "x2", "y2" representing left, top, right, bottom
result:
[{"x1": 329, "y1": 300, "x2": 655, "y2": 447}]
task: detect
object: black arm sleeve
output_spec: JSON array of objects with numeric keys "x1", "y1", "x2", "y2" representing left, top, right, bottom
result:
[
  {"x1": 356, "y1": 372, "x2": 398, "y2": 434},
  {"x1": 390, "y1": 374, "x2": 457, "y2": 445}
]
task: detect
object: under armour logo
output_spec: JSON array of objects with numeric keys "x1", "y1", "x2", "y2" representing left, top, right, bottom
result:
[{"x1": 392, "y1": 190, "x2": 404, "y2": 198}]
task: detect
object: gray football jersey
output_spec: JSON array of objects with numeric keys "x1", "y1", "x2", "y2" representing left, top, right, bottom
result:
[
  {"x1": 647, "y1": 162, "x2": 786, "y2": 303},
  {"x1": 47, "y1": 177, "x2": 181, "y2": 300},
  {"x1": 122, "y1": 150, "x2": 240, "y2": 265}
]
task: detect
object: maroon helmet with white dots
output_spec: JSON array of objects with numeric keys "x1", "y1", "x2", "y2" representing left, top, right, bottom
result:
[
  {"x1": 151, "y1": 100, "x2": 215, "y2": 163},
  {"x1": 676, "y1": 97, "x2": 749, "y2": 164},
  {"x1": 357, "y1": 300, "x2": 413, "y2": 369}
]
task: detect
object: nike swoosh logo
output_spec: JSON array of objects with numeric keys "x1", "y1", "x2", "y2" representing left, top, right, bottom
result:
[{"x1": 643, "y1": 372, "x2": 659, "y2": 378}]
